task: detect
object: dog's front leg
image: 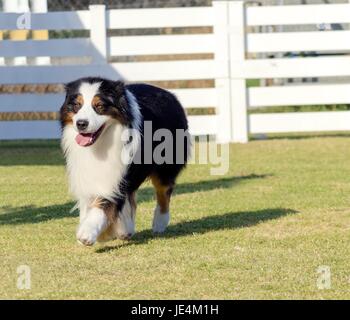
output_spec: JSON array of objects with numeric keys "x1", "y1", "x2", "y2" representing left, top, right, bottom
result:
[
  {"x1": 76, "y1": 198, "x2": 109, "y2": 246},
  {"x1": 115, "y1": 193, "x2": 136, "y2": 240},
  {"x1": 78, "y1": 199, "x2": 90, "y2": 223},
  {"x1": 97, "y1": 193, "x2": 137, "y2": 242}
]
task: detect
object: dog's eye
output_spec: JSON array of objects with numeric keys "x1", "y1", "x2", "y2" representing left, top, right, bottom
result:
[
  {"x1": 67, "y1": 104, "x2": 81, "y2": 113},
  {"x1": 66, "y1": 104, "x2": 74, "y2": 112},
  {"x1": 94, "y1": 104, "x2": 105, "y2": 114}
]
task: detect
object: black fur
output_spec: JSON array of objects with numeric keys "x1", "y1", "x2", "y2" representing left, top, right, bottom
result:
[{"x1": 116, "y1": 82, "x2": 190, "y2": 211}]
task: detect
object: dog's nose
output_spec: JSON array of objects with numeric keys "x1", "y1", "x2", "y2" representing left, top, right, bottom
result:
[{"x1": 77, "y1": 119, "x2": 89, "y2": 131}]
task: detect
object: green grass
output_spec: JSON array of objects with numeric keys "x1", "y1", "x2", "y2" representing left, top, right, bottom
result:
[{"x1": 1, "y1": 136, "x2": 350, "y2": 299}]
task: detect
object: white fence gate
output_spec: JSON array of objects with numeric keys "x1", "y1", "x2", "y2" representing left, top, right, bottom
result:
[{"x1": 0, "y1": 1, "x2": 350, "y2": 143}]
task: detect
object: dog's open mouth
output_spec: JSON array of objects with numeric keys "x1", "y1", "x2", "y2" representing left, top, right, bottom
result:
[{"x1": 75, "y1": 125, "x2": 105, "y2": 147}]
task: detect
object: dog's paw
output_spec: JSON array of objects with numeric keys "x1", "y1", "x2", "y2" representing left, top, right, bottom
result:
[
  {"x1": 76, "y1": 223, "x2": 99, "y2": 246},
  {"x1": 115, "y1": 222, "x2": 135, "y2": 241},
  {"x1": 76, "y1": 207, "x2": 108, "y2": 246},
  {"x1": 97, "y1": 221, "x2": 134, "y2": 242},
  {"x1": 117, "y1": 232, "x2": 134, "y2": 241},
  {"x1": 152, "y1": 205, "x2": 170, "y2": 233},
  {"x1": 97, "y1": 224, "x2": 118, "y2": 243}
]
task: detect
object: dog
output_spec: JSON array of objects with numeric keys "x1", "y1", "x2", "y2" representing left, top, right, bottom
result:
[{"x1": 60, "y1": 77, "x2": 189, "y2": 246}]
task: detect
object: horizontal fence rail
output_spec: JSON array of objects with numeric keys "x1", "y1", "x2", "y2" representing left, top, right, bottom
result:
[
  {"x1": 0, "y1": 94, "x2": 64, "y2": 112},
  {"x1": 250, "y1": 112, "x2": 350, "y2": 134},
  {"x1": 0, "y1": 88, "x2": 218, "y2": 113},
  {"x1": 249, "y1": 84, "x2": 350, "y2": 108},
  {"x1": 0, "y1": 39, "x2": 93, "y2": 57},
  {"x1": 0, "y1": 11, "x2": 91, "y2": 30},
  {"x1": 231, "y1": 56, "x2": 350, "y2": 79},
  {"x1": 246, "y1": 3, "x2": 350, "y2": 26},
  {"x1": 0, "y1": 60, "x2": 220, "y2": 83},
  {"x1": 247, "y1": 31, "x2": 350, "y2": 53},
  {"x1": 0, "y1": 116, "x2": 217, "y2": 140},
  {"x1": 107, "y1": 7, "x2": 214, "y2": 29},
  {"x1": 0, "y1": 34, "x2": 215, "y2": 57},
  {"x1": 109, "y1": 34, "x2": 215, "y2": 56},
  {"x1": 0, "y1": 121, "x2": 61, "y2": 140},
  {"x1": 1, "y1": 1, "x2": 350, "y2": 142}
]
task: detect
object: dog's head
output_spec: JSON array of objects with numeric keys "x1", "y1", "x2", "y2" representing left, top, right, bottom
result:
[{"x1": 60, "y1": 77, "x2": 133, "y2": 147}]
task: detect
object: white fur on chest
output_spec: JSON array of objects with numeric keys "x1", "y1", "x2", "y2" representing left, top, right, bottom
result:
[{"x1": 62, "y1": 123, "x2": 126, "y2": 201}]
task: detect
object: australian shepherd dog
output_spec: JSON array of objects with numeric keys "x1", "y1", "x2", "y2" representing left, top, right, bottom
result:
[{"x1": 60, "y1": 77, "x2": 189, "y2": 246}]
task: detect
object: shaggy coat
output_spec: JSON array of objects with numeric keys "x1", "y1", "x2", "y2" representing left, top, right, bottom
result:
[{"x1": 60, "y1": 77, "x2": 189, "y2": 245}]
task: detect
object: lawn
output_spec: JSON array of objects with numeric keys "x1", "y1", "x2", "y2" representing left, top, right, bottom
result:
[{"x1": 1, "y1": 136, "x2": 350, "y2": 299}]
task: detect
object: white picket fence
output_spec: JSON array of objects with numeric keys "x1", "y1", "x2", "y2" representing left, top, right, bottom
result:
[{"x1": 0, "y1": 1, "x2": 350, "y2": 142}]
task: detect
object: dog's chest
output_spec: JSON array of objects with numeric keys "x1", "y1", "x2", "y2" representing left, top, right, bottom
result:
[{"x1": 64, "y1": 126, "x2": 126, "y2": 200}]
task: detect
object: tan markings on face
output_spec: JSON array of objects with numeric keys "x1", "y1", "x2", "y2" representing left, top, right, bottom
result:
[
  {"x1": 91, "y1": 96, "x2": 102, "y2": 107},
  {"x1": 151, "y1": 175, "x2": 173, "y2": 214},
  {"x1": 62, "y1": 111, "x2": 74, "y2": 125},
  {"x1": 91, "y1": 96, "x2": 105, "y2": 114},
  {"x1": 92, "y1": 95, "x2": 128, "y2": 124},
  {"x1": 71, "y1": 94, "x2": 84, "y2": 113},
  {"x1": 76, "y1": 94, "x2": 84, "y2": 106}
]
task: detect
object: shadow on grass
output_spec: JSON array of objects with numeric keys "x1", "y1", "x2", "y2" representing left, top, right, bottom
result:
[
  {"x1": 0, "y1": 174, "x2": 270, "y2": 226},
  {"x1": 137, "y1": 173, "x2": 271, "y2": 203},
  {"x1": 96, "y1": 208, "x2": 298, "y2": 253},
  {"x1": 0, "y1": 203, "x2": 76, "y2": 225}
]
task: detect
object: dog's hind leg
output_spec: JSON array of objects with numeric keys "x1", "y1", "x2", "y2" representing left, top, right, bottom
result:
[{"x1": 151, "y1": 175, "x2": 174, "y2": 233}]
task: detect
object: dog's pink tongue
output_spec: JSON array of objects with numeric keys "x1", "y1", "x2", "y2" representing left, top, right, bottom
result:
[{"x1": 75, "y1": 134, "x2": 92, "y2": 147}]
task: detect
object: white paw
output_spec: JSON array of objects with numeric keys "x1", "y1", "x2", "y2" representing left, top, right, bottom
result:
[
  {"x1": 76, "y1": 207, "x2": 108, "y2": 246},
  {"x1": 116, "y1": 214, "x2": 135, "y2": 240},
  {"x1": 152, "y1": 205, "x2": 170, "y2": 233},
  {"x1": 97, "y1": 221, "x2": 134, "y2": 242},
  {"x1": 97, "y1": 223, "x2": 118, "y2": 243},
  {"x1": 76, "y1": 223, "x2": 99, "y2": 246}
]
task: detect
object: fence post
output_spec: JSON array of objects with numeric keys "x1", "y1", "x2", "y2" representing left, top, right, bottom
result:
[
  {"x1": 228, "y1": 1, "x2": 248, "y2": 143},
  {"x1": 31, "y1": 0, "x2": 50, "y2": 65},
  {"x1": 3, "y1": 0, "x2": 29, "y2": 66},
  {"x1": 0, "y1": 31, "x2": 4, "y2": 66},
  {"x1": 213, "y1": 1, "x2": 232, "y2": 144},
  {"x1": 89, "y1": 5, "x2": 108, "y2": 65}
]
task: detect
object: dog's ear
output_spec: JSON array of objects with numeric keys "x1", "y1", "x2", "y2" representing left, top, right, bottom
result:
[
  {"x1": 100, "y1": 80, "x2": 133, "y2": 125},
  {"x1": 113, "y1": 81, "x2": 132, "y2": 125},
  {"x1": 60, "y1": 81, "x2": 76, "y2": 110},
  {"x1": 64, "y1": 80, "x2": 80, "y2": 95},
  {"x1": 59, "y1": 81, "x2": 79, "y2": 127},
  {"x1": 100, "y1": 80, "x2": 125, "y2": 97}
]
